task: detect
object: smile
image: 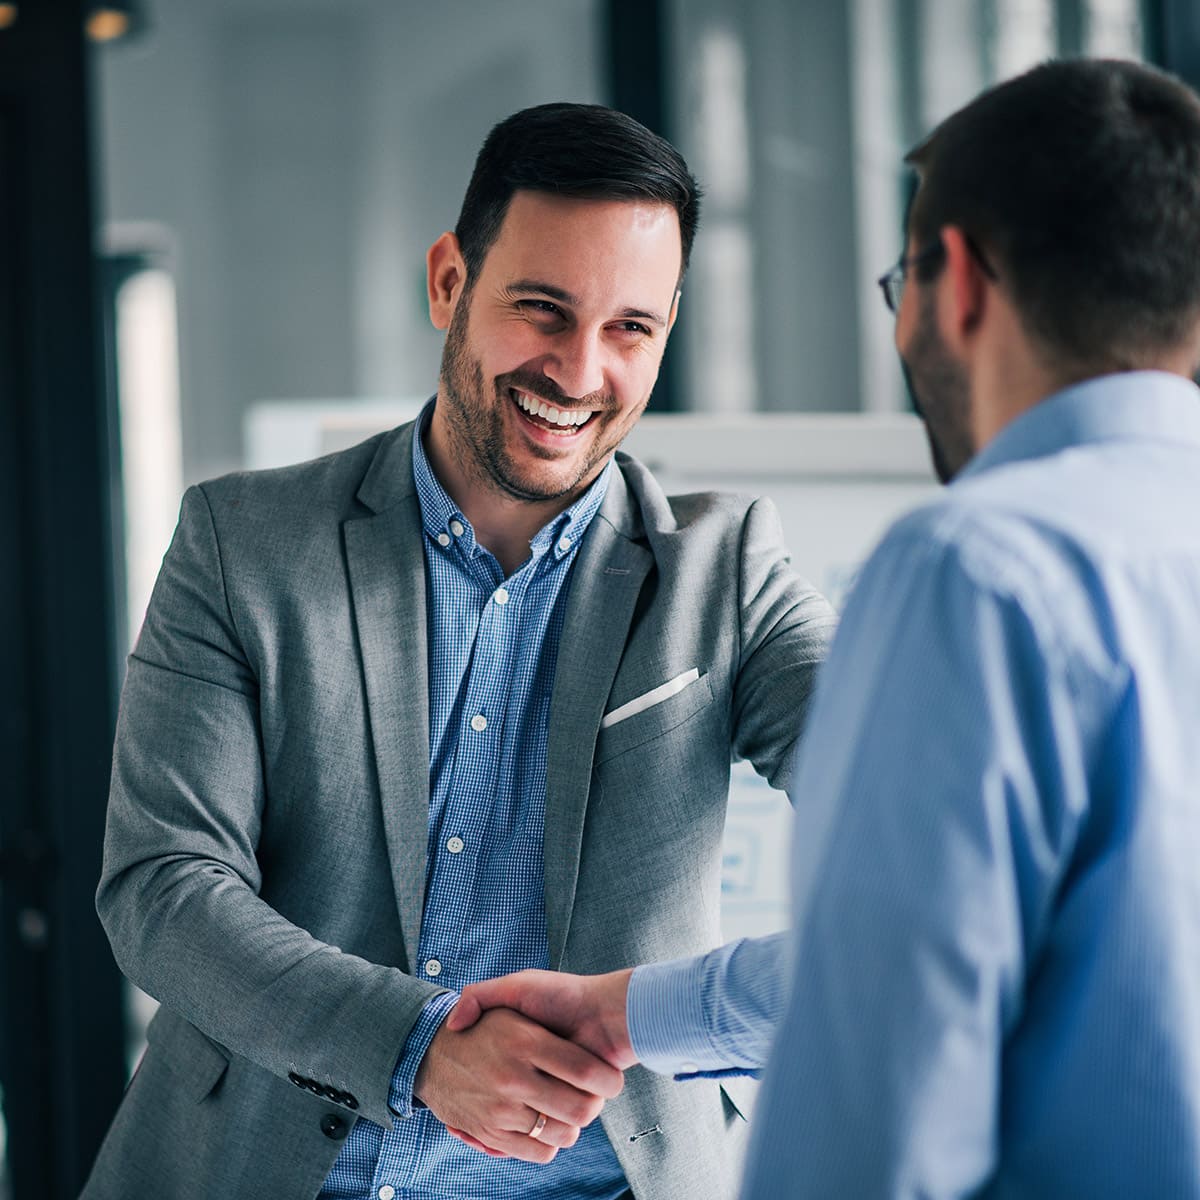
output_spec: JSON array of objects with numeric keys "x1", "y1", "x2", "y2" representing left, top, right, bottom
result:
[{"x1": 511, "y1": 388, "x2": 597, "y2": 432}]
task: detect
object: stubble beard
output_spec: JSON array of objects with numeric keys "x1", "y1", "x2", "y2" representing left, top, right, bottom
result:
[
  {"x1": 901, "y1": 290, "x2": 975, "y2": 484},
  {"x1": 438, "y1": 293, "x2": 638, "y2": 503}
]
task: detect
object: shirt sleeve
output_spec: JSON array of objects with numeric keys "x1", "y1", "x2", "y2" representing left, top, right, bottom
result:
[
  {"x1": 387, "y1": 990, "x2": 460, "y2": 1119},
  {"x1": 626, "y1": 932, "x2": 790, "y2": 1078},
  {"x1": 742, "y1": 513, "x2": 1089, "y2": 1199}
]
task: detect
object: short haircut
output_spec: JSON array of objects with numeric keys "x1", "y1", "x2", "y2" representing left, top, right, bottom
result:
[
  {"x1": 906, "y1": 59, "x2": 1200, "y2": 371},
  {"x1": 454, "y1": 102, "x2": 702, "y2": 286}
]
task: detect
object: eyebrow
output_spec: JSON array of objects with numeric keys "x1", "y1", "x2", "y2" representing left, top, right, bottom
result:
[{"x1": 505, "y1": 278, "x2": 669, "y2": 329}]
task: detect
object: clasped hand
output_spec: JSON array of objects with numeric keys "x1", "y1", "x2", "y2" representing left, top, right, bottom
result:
[{"x1": 414, "y1": 968, "x2": 635, "y2": 1163}]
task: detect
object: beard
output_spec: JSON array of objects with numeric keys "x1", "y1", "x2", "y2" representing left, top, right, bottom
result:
[
  {"x1": 900, "y1": 291, "x2": 974, "y2": 484},
  {"x1": 437, "y1": 292, "x2": 632, "y2": 503}
]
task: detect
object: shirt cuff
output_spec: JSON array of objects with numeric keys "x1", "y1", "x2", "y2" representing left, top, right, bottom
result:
[
  {"x1": 387, "y1": 989, "x2": 459, "y2": 1119},
  {"x1": 627, "y1": 934, "x2": 789, "y2": 1080},
  {"x1": 627, "y1": 953, "x2": 734, "y2": 1079}
]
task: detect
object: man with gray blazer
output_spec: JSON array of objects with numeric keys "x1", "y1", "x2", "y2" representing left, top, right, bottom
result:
[{"x1": 85, "y1": 103, "x2": 835, "y2": 1200}]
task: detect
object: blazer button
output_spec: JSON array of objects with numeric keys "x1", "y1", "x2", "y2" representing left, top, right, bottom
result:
[
  {"x1": 343, "y1": 1093, "x2": 359, "y2": 1111},
  {"x1": 287, "y1": 1072, "x2": 304, "y2": 1088},
  {"x1": 320, "y1": 1114, "x2": 348, "y2": 1140}
]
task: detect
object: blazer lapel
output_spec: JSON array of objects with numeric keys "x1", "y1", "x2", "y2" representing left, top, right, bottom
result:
[
  {"x1": 344, "y1": 424, "x2": 430, "y2": 965},
  {"x1": 544, "y1": 469, "x2": 652, "y2": 969}
]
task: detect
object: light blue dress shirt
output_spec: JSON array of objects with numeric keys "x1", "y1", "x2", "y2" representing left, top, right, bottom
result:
[
  {"x1": 322, "y1": 408, "x2": 626, "y2": 1199},
  {"x1": 631, "y1": 372, "x2": 1200, "y2": 1198}
]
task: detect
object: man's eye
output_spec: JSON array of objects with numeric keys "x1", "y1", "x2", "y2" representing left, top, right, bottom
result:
[
  {"x1": 519, "y1": 300, "x2": 563, "y2": 318},
  {"x1": 615, "y1": 321, "x2": 651, "y2": 336}
]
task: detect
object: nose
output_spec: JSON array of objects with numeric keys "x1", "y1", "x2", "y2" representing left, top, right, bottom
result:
[{"x1": 541, "y1": 328, "x2": 607, "y2": 400}]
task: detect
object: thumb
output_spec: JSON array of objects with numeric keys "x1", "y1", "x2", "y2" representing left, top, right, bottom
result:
[
  {"x1": 445, "y1": 974, "x2": 534, "y2": 1032},
  {"x1": 444, "y1": 992, "x2": 482, "y2": 1032}
]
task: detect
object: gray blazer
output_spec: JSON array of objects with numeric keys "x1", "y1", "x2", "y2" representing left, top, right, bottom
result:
[{"x1": 84, "y1": 420, "x2": 836, "y2": 1200}]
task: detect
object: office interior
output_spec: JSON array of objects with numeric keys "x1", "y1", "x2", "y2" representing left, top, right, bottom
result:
[{"x1": 2, "y1": 1, "x2": 1197, "y2": 1195}]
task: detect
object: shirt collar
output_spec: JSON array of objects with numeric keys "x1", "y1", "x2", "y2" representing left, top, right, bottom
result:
[
  {"x1": 957, "y1": 370, "x2": 1200, "y2": 483},
  {"x1": 411, "y1": 398, "x2": 612, "y2": 564}
]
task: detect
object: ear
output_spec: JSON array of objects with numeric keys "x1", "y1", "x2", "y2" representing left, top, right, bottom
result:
[
  {"x1": 937, "y1": 225, "x2": 988, "y2": 351},
  {"x1": 427, "y1": 232, "x2": 468, "y2": 331}
]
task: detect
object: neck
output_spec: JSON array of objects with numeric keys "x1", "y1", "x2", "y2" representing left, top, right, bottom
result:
[
  {"x1": 968, "y1": 309, "x2": 1063, "y2": 455},
  {"x1": 464, "y1": 493, "x2": 568, "y2": 577},
  {"x1": 422, "y1": 415, "x2": 588, "y2": 577}
]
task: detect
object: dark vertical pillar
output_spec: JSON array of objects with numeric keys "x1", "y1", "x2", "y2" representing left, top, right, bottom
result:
[
  {"x1": 1057, "y1": 0, "x2": 1087, "y2": 55},
  {"x1": 1150, "y1": 0, "x2": 1200, "y2": 90},
  {"x1": 0, "y1": 1, "x2": 126, "y2": 1196},
  {"x1": 605, "y1": 0, "x2": 681, "y2": 412}
]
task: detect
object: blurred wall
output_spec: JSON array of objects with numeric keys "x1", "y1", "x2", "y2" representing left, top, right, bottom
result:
[{"x1": 96, "y1": 0, "x2": 603, "y2": 485}]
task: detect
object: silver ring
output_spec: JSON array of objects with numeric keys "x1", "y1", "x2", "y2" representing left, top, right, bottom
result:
[{"x1": 528, "y1": 1111, "x2": 548, "y2": 1139}]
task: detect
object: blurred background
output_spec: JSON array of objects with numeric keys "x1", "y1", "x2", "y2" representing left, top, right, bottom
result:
[{"x1": 2, "y1": 0, "x2": 1196, "y2": 1194}]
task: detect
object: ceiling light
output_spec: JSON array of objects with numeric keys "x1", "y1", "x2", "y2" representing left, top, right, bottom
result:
[{"x1": 87, "y1": 1, "x2": 145, "y2": 44}]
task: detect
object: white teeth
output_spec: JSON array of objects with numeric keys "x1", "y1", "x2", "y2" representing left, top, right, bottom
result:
[{"x1": 514, "y1": 389, "x2": 593, "y2": 428}]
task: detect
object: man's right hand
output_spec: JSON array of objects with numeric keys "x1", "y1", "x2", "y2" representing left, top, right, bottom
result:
[
  {"x1": 413, "y1": 1007, "x2": 624, "y2": 1164},
  {"x1": 446, "y1": 968, "x2": 637, "y2": 1070}
]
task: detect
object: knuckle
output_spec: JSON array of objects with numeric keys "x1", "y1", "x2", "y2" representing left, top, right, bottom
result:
[{"x1": 568, "y1": 1095, "x2": 602, "y2": 1126}]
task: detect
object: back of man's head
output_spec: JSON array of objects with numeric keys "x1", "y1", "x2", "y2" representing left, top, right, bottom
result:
[
  {"x1": 906, "y1": 59, "x2": 1200, "y2": 374},
  {"x1": 454, "y1": 102, "x2": 701, "y2": 287}
]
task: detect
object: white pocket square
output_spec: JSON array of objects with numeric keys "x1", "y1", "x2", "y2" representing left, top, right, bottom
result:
[{"x1": 600, "y1": 668, "x2": 701, "y2": 730}]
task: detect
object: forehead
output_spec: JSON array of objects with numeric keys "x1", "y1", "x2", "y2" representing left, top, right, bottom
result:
[{"x1": 480, "y1": 191, "x2": 683, "y2": 303}]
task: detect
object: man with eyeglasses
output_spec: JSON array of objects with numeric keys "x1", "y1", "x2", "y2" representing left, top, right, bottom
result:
[{"x1": 448, "y1": 58, "x2": 1200, "y2": 1197}]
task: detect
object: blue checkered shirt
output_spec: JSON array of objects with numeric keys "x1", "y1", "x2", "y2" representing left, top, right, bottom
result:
[{"x1": 320, "y1": 410, "x2": 627, "y2": 1199}]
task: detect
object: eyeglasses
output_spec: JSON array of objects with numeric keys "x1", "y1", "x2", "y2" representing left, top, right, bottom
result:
[
  {"x1": 876, "y1": 243, "x2": 945, "y2": 314},
  {"x1": 877, "y1": 236, "x2": 998, "y2": 315}
]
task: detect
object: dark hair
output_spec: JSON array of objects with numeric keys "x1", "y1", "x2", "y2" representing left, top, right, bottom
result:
[
  {"x1": 906, "y1": 59, "x2": 1200, "y2": 371},
  {"x1": 454, "y1": 102, "x2": 702, "y2": 285}
]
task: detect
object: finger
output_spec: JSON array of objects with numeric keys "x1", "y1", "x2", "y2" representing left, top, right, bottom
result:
[
  {"x1": 444, "y1": 993, "x2": 482, "y2": 1032},
  {"x1": 523, "y1": 1113, "x2": 582, "y2": 1151},
  {"x1": 456, "y1": 974, "x2": 536, "y2": 1022},
  {"x1": 528, "y1": 1033, "x2": 625, "y2": 1100},
  {"x1": 514, "y1": 1073, "x2": 610, "y2": 1133},
  {"x1": 478, "y1": 1128, "x2": 560, "y2": 1165},
  {"x1": 446, "y1": 1126, "x2": 508, "y2": 1157}
]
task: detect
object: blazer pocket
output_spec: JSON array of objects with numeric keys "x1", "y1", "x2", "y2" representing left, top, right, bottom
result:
[{"x1": 594, "y1": 671, "x2": 714, "y2": 764}]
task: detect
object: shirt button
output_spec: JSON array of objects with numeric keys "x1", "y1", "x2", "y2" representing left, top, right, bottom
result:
[
  {"x1": 470, "y1": 714, "x2": 488, "y2": 732},
  {"x1": 679, "y1": 1060, "x2": 700, "y2": 1074},
  {"x1": 447, "y1": 836, "x2": 465, "y2": 854},
  {"x1": 449, "y1": 520, "x2": 465, "y2": 537},
  {"x1": 379, "y1": 1187, "x2": 396, "y2": 1200},
  {"x1": 493, "y1": 587, "x2": 510, "y2": 606},
  {"x1": 425, "y1": 958, "x2": 442, "y2": 977},
  {"x1": 436, "y1": 532, "x2": 450, "y2": 547},
  {"x1": 558, "y1": 536, "x2": 572, "y2": 552}
]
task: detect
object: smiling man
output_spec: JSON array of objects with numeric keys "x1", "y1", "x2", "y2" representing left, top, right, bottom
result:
[
  {"x1": 83, "y1": 103, "x2": 836, "y2": 1200},
  {"x1": 446, "y1": 60, "x2": 1200, "y2": 1200}
]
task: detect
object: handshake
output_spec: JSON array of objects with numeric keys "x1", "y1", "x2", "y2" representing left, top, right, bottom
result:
[{"x1": 412, "y1": 967, "x2": 637, "y2": 1164}]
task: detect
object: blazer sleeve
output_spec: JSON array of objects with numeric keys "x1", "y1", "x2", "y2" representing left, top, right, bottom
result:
[
  {"x1": 731, "y1": 496, "x2": 839, "y2": 792},
  {"x1": 96, "y1": 484, "x2": 445, "y2": 1129}
]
